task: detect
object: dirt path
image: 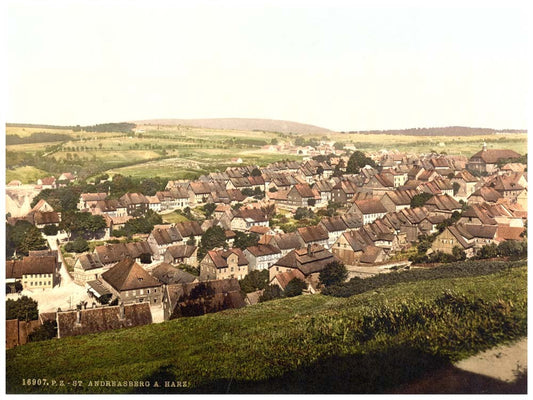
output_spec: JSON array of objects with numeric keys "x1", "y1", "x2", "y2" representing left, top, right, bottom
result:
[{"x1": 391, "y1": 337, "x2": 527, "y2": 394}]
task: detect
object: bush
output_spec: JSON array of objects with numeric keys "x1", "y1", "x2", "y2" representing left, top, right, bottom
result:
[
  {"x1": 259, "y1": 284, "x2": 284, "y2": 302},
  {"x1": 28, "y1": 320, "x2": 57, "y2": 342},
  {"x1": 42, "y1": 224, "x2": 59, "y2": 236},
  {"x1": 6, "y1": 296, "x2": 38, "y2": 321},
  {"x1": 322, "y1": 259, "x2": 526, "y2": 298},
  {"x1": 65, "y1": 237, "x2": 89, "y2": 253},
  {"x1": 294, "y1": 207, "x2": 314, "y2": 220},
  {"x1": 319, "y1": 261, "x2": 348, "y2": 287},
  {"x1": 284, "y1": 278, "x2": 307, "y2": 297},
  {"x1": 239, "y1": 270, "x2": 269, "y2": 293}
]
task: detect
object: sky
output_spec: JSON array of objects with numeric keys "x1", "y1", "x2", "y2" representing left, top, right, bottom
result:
[{"x1": 5, "y1": 0, "x2": 530, "y2": 131}]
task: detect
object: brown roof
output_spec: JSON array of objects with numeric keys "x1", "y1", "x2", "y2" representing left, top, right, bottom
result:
[
  {"x1": 119, "y1": 192, "x2": 149, "y2": 205},
  {"x1": 495, "y1": 225, "x2": 525, "y2": 241},
  {"x1": 33, "y1": 211, "x2": 61, "y2": 225},
  {"x1": 164, "y1": 244, "x2": 197, "y2": 259},
  {"x1": 270, "y1": 231, "x2": 305, "y2": 250},
  {"x1": 76, "y1": 253, "x2": 104, "y2": 271},
  {"x1": 81, "y1": 192, "x2": 108, "y2": 202},
  {"x1": 150, "y1": 263, "x2": 197, "y2": 285},
  {"x1": 40, "y1": 177, "x2": 56, "y2": 185},
  {"x1": 271, "y1": 269, "x2": 306, "y2": 290},
  {"x1": 464, "y1": 224, "x2": 498, "y2": 239},
  {"x1": 6, "y1": 256, "x2": 57, "y2": 279},
  {"x1": 470, "y1": 149, "x2": 521, "y2": 164},
  {"x1": 297, "y1": 225, "x2": 329, "y2": 243},
  {"x1": 273, "y1": 244, "x2": 339, "y2": 276},
  {"x1": 234, "y1": 208, "x2": 268, "y2": 223},
  {"x1": 320, "y1": 216, "x2": 348, "y2": 233},
  {"x1": 293, "y1": 184, "x2": 320, "y2": 199},
  {"x1": 469, "y1": 187, "x2": 503, "y2": 203},
  {"x1": 174, "y1": 220, "x2": 203, "y2": 237},
  {"x1": 353, "y1": 199, "x2": 388, "y2": 215},
  {"x1": 245, "y1": 244, "x2": 281, "y2": 257},
  {"x1": 102, "y1": 258, "x2": 162, "y2": 292},
  {"x1": 95, "y1": 241, "x2": 153, "y2": 264},
  {"x1": 425, "y1": 194, "x2": 461, "y2": 211},
  {"x1": 151, "y1": 226, "x2": 183, "y2": 245},
  {"x1": 207, "y1": 248, "x2": 248, "y2": 268},
  {"x1": 165, "y1": 278, "x2": 245, "y2": 318},
  {"x1": 359, "y1": 246, "x2": 384, "y2": 264},
  {"x1": 57, "y1": 303, "x2": 152, "y2": 338}
]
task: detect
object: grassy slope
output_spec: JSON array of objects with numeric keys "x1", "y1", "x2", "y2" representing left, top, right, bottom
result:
[
  {"x1": 6, "y1": 266, "x2": 527, "y2": 394},
  {"x1": 6, "y1": 166, "x2": 50, "y2": 184}
]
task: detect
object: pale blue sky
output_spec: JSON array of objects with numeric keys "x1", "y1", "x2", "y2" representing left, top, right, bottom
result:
[{"x1": 6, "y1": 0, "x2": 529, "y2": 131}]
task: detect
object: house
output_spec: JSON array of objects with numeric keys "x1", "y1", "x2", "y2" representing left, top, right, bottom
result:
[
  {"x1": 270, "y1": 269, "x2": 307, "y2": 292},
  {"x1": 37, "y1": 176, "x2": 56, "y2": 189},
  {"x1": 147, "y1": 225, "x2": 183, "y2": 260},
  {"x1": 94, "y1": 241, "x2": 153, "y2": 267},
  {"x1": 331, "y1": 179, "x2": 360, "y2": 203},
  {"x1": 150, "y1": 262, "x2": 198, "y2": 285},
  {"x1": 89, "y1": 199, "x2": 127, "y2": 217},
  {"x1": 101, "y1": 258, "x2": 163, "y2": 305},
  {"x1": 467, "y1": 143, "x2": 522, "y2": 173},
  {"x1": 285, "y1": 184, "x2": 321, "y2": 208},
  {"x1": 55, "y1": 303, "x2": 152, "y2": 338},
  {"x1": 199, "y1": 248, "x2": 249, "y2": 281},
  {"x1": 57, "y1": 172, "x2": 77, "y2": 185},
  {"x1": 163, "y1": 244, "x2": 199, "y2": 267},
  {"x1": 430, "y1": 225, "x2": 475, "y2": 258},
  {"x1": 423, "y1": 194, "x2": 462, "y2": 216},
  {"x1": 419, "y1": 178, "x2": 454, "y2": 197},
  {"x1": 468, "y1": 187, "x2": 503, "y2": 205},
  {"x1": 459, "y1": 204, "x2": 497, "y2": 226},
  {"x1": 332, "y1": 228, "x2": 394, "y2": 265},
  {"x1": 488, "y1": 175, "x2": 525, "y2": 201},
  {"x1": 230, "y1": 208, "x2": 269, "y2": 232},
  {"x1": 6, "y1": 255, "x2": 59, "y2": 290},
  {"x1": 349, "y1": 198, "x2": 388, "y2": 225},
  {"x1": 147, "y1": 196, "x2": 161, "y2": 212},
  {"x1": 297, "y1": 225, "x2": 330, "y2": 248},
  {"x1": 380, "y1": 189, "x2": 418, "y2": 213},
  {"x1": 260, "y1": 231, "x2": 306, "y2": 256},
  {"x1": 78, "y1": 192, "x2": 108, "y2": 211},
  {"x1": 119, "y1": 193, "x2": 150, "y2": 216},
  {"x1": 28, "y1": 210, "x2": 62, "y2": 229},
  {"x1": 72, "y1": 253, "x2": 106, "y2": 284},
  {"x1": 244, "y1": 244, "x2": 282, "y2": 271},
  {"x1": 174, "y1": 221, "x2": 204, "y2": 246},
  {"x1": 451, "y1": 170, "x2": 480, "y2": 199},
  {"x1": 312, "y1": 180, "x2": 334, "y2": 205},
  {"x1": 319, "y1": 216, "x2": 349, "y2": 248},
  {"x1": 361, "y1": 173, "x2": 395, "y2": 195},
  {"x1": 163, "y1": 278, "x2": 245, "y2": 320},
  {"x1": 268, "y1": 244, "x2": 339, "y2": 284}
]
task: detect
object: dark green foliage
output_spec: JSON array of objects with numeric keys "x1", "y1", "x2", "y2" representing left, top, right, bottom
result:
[
  {"x1": 452, "y1": 182, "x2": 461, "y2": 195},
  {"x1": 452, "y1": 246, "x2": 466, "y2": 261},
  {"x1": 178, "y1": 264, "x2": 200, "y2": 276},
  {"x1": 59, "y1": 211, "x2": 106, "y2": 239},
  {"x1": 41, "y1": 224, "x2": 59, "y2": 236},
  {"x1": 259, "y1": 284, "x2": 284, "y2": 302},
  {"x1": 253, "y1": 187, "x2": 264, "y2": 199},
  {"x1": 476, "y1": 243, "x2": 499, "y2": 259},
  {"x1": 294, "y1": 207, "x2": 314, "y2": 220},
  {"x1": 31, "y1": 186, "x2": 84, "y2": 211},
  {"x1": 122, "y1": 210, "x2": 163, "y2": 236},
  {"x1": 319, "y1": 261, "x2": 348, "y2": 287},
  {"x1": 239, "y1": 270, "x2": 269, "y2": 293},
  {"x1": 284, "y1": 278, "x2": 307, "y2": 297},
  {"x1": 241, "y1": 188, "x2": 254, "y2": 197},
  {"x1": 28, "y1": 320, "x2": 57, "y2": 342},
  {"x1": 410, "y1": 192, "x2": 433, "y2": 208},
  {"x1": 139, "y1": 177, "x2": 167, "y2": 196},
  {"x1": 65, "y1": 237, "x2": 89, "y2": 253},
  {"x1": 76, "y1": 122, "x2": 136, "y2": 133},
  {"x1": 322, "y1": 259, "x2": 525, "y2": 298},
  {"x1": 6, "y1": 296, "x2": 38, "y2": 321},
  {"x1": 251, "y1": 168, "x2": 262, "y2": 177},
  {"x1": 269, "y1": 187, "x2": 278, "y2": 192},
  {"x1": 6, "y1": 220, "x2": 35, "y2": 258},
  {"x1": 234, "y1": 231, "x2": 259, "y2": 250},
  {"x1": 199, "y1": 226, "x2": 227, "y2": 259},
  {"x1": 17, "y1": 226, "x2": 48, "y2": 256},
  {"x1": 6, "y1": 132, "x2": 73, "y2": 145},
  {"x1": 203, "y1": 203, "x2": 217, "y2": 218},
  {"x1": 346, "y1": 151, "x2": 376, "y2": 174},
  {"x1": 139, "y1": 253, "x2": 152, "y2": 264},
  {"x1": 497, "y1": 240, "x2": 527, "y2": 260}
]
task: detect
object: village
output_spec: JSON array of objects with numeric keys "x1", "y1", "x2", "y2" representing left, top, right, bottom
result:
[{"x1": 5, "y1": 141, "x2": 527, "y2": 347}]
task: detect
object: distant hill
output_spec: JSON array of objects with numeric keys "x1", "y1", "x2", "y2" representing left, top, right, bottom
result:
[
  {"x1": 343, "y1": 126, "x2": 527, "y2": 136},
  {"x1": 132, "y1": 118, "x2": 333, "y2": 135}
]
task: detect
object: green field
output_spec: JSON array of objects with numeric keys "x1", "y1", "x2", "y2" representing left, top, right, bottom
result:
[
  {"x1": 6, "y1": 166, "x2": 50, "y2": 184},
  {"x1": 6, "y1": 264, "x2": 526, "y2": 394},
  {"x1": 161, "y1": 211, "x2": 191, "y2": 224}
]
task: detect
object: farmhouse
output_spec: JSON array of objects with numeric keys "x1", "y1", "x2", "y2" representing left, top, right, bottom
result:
[
  {"x1": 163, "y1": 244, "x2": 199, "y2": 267},
  {"x1": 244, "y1": 244, "x2": 282, "y2": 271},
  {"x1": 199, "y1": 248, "x2": 249, "y2": 281}
]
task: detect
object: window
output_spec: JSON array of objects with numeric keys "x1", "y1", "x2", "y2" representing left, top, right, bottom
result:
[{"x1": 147, "y1": 289, "x2": 150, "y2": 294}]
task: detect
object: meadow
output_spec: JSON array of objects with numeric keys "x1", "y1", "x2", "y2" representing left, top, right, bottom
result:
[{"x1": 6, "y1": 264, "x2": 527, "y2": 394}]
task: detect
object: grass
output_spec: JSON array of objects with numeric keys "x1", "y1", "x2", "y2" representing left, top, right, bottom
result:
[
  {"x1": 161, "y1": 211, "x2": 191, "y2": 224},
  {"x1": 6, "y1": 166, "x2": 50, "y2": 184},
  {"x1": 6, "y1": 265, "x2": 527, "y2": 394}
]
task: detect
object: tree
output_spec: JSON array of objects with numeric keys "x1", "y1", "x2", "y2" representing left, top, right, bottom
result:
[
  {"x1": 6, "y1": 296, "x2": 38, "y2": 321},
  {"x1": 259, "y1": 284, "x2": 284, "y2": 302},
  {"x1": 333, "y1": 142, "x2": 345, "y2": 150},
  {"x1": 18, "y1": 226, "x2": 48, "y2": 256},
  {"x1": 239, "y1": 270, "x2": 269, "y2": 293},
  {"x1": 65, "y1": 237, "x2": 89, "y2": 253},
  {"x1": 295, "y1": 207, "x2": 314, "y2": 220},
  {"x1": 476, "y1": 243, "x2": 498, "y2": 259},
  {"x1": 28, "y1": 320, "x2": 57, "y2": 342},
  {"x1": 452, "y1": 246, "x2": 466, "y2": 261},
  {"x1": 410, "y1": 193, "x2": 433, "y2": 208},
  {"x1": 234, "y1": 231, "x2": 259, "y2": 250},
  {"x1": 284, "y1": 278, "x2": 307, "y2": 297},
  {"x1": 42, "y1": 224, "x2": 59, "y2": 236},
  {"x1": 452, "y1": 182, "x2": 461, "y2": 196},
  {"x1": 203, "y1": 203, "x2": 217, "y2": 218},
  {"x1": 346, "y1": 151, "x2": 375, "y2": 174},
  {"x1": 199, "y1": 226, "x2": 227, "y2": 259},
  {"x1": 319, "y1": 261, "x2": 348, "y2": 287},
  {"x1": 251, "y1": 168, "x2": 262, "y2": 177}
]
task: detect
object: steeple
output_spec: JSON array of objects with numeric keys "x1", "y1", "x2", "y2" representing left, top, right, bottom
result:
[{"x1": 482, "y1": 141, "x2": 487, "y2": 152}]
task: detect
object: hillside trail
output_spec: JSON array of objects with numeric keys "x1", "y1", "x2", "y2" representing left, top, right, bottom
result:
[{"x1": 391, "y1": 337, "x2": 527, "y2": 394}]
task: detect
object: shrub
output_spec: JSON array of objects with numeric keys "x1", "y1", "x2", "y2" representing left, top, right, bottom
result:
[
  {"x1": 42, "y1": 224, "x2": 59, "y2": 236},
  {"x1": 284, "y1": 278, "x2": 307, "y2": 297},
  {"x1": 65, "y1": 237, "x2": 89, "y2": 253},
  {"x1": 28, "y1": 320, "x2": 57, "y2": 342},
  {"x1": 319, "y1": 261, "x2": 348, "y2": 287}
]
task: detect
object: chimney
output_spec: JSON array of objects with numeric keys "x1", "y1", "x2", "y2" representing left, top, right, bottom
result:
[
  {"x1": 76, "y1": 309, "x2": 81, "y2": 324},
  {"x1": 119, "y1": 302, "x2": 125, "y2": 319},
  {"x1": 307, "y1": 244, "x2": 312, "y2": 256}
]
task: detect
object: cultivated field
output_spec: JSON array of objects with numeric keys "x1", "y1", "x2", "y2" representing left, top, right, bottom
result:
[{"x1": 5, "y1": 123, "x2": 527, "y2": 183}]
